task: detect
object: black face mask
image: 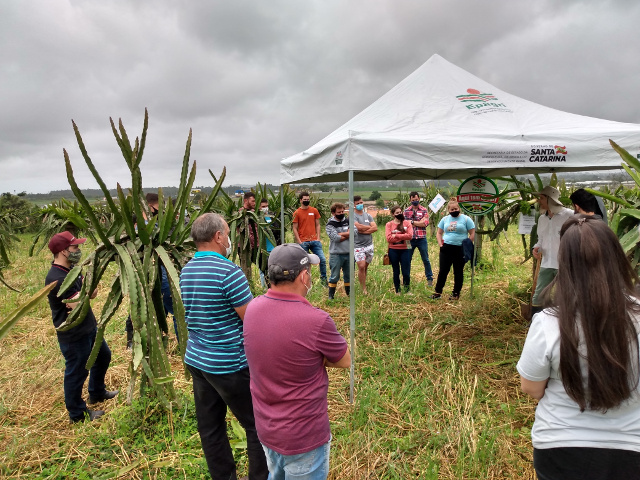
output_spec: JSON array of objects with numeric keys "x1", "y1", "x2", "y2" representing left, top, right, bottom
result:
[
  {"x1": 450, "y1": 211, "x2": 460, "y2": 217},
  {"x1": 302, "y1": 200, "x2": 310, "y2": 206},
  {"x1": 395, "y1": 214, "x2": 404, "y2": 221},
  {"x1": 150, "y1": 207, "x2": 159, "y2": 215},
  {"x1": 335, "y1": 214, "x2": 345, "y2": 221}
]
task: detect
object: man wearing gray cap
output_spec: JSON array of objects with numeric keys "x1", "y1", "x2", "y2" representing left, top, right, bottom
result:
[
  {"x1": 531, "y1": 186, "x2": 574, "y2": 315},
  {"x1": 243, "y1": 243, "x2": 350, "y2": 480}
]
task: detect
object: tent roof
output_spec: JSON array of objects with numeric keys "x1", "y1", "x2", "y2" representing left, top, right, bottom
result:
[{"x1": 281, "y1": 54, "x2": 640, "y2": 184}]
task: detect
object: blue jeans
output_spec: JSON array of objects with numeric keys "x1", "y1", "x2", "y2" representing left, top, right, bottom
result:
[
  {"x1": 409, "y1": 238, "x2": 433, "y2": 280},
  {"x1": 388, "y1": 248, "x2": 412, "y2": 292},
  {"x1": 328, "y1": 253, "x2": 350, "y2": 286},
  {"x1": 262, "y1": 438, "x2": 331, "y2": 480},
  {"x1": 299, "y1": 241, "x2": 327, "y2": 279},
  {"x1": 58, "y1": 329, "x2": 111, "y2": 421}
]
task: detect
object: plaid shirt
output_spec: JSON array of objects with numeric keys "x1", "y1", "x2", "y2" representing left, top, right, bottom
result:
[{"x1": 403, "y1": 205, "x2": 430, "y2": 239}]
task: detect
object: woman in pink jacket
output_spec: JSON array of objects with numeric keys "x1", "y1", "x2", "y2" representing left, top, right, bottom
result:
[{"x1": 385, "y1": 205, "x2": 414, "y2": 294}]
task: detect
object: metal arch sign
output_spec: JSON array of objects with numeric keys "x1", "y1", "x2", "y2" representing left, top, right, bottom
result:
[{"x1": 456, "y1": 175, "x2": 499, "y2": 216}]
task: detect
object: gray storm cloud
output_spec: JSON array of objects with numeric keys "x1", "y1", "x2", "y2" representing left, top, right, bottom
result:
[{"x1": 1, "y1": 0, "x2": 639, "y2": 193}]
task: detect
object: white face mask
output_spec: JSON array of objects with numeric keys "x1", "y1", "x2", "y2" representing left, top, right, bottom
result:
[
  {"x1": 261, "y1": 207, "x2": 269, "y2": 213},
  {"x1": 303, "y1": 270, "x2": 312, "y2": 296},
  {"x1": 222, "y1": 234, "x2": 232, "y2": 258}
]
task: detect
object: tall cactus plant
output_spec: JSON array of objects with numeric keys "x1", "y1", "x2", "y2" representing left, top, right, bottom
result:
[
  {"x1": 59, "y1": 109, "x2": 226, "y2": 408},
  {"x1": 588, "y1": 140, "x2": 640, "y2": 272},
  {"x1": 0, "y1": 213, "x2": 19, "y2": 291}
]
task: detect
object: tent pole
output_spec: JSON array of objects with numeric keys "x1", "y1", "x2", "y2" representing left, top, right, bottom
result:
[
  {"x1": 348, "y1": 170, "x2": 355, "y2": 404},
  {"x1": 280, "y1": 184, "x2": 285, "y2": 244},
  {"x1": 470, "y1": 214, "x2": 479, "y2": 297}
]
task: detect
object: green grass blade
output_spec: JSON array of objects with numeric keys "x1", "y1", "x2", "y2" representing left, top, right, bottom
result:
[
  {"x1": 620, "y1": 227, "x2": 640, "y2": 253},
  {"x1": 110, "y1": 117, "x2": 133, "y2": 169},
  {"x1": 585, "y1": 188, "x2": 632, "y2": 208},
  {"x1": 0, "y1": 283, "x2": 56, "y2": 341},
  {"x1": 610, "y1": 139, "x2": 640, "y2": 172},
  {"x1": 72, "y1": 120, "x2": 123, "y2": 225},
  {"x1": 84, "y1": 324, "x2": 106, "y2": 370},
  {"x1": 64, "y1": 149, "x2": 112, "y2": 247}
]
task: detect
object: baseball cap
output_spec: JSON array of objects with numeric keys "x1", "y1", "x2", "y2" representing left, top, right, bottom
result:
[
  {"x1": 48, "y1": 231, "x2": 87, "y2": 254},
  {"x1": 268, "y1": 243, "x2": 320, "y2": 275},
  {"x1": 533, "y1": 186, "x2": 562, "y2": 206}
]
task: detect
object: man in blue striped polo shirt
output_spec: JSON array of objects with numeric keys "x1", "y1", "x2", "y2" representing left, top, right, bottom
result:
[{"x1": 180, "y1": 213, "x2": 267, "y2": 480}]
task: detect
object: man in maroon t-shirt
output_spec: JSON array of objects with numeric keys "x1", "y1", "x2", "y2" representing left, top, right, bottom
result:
[{"x1": 243, "y1": 244, "x2": 350, "y2": 479}]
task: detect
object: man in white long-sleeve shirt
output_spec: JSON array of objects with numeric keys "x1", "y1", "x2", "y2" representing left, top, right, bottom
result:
[{"x1": 531, "y1": 186, "x2": 574, "y2": 315}]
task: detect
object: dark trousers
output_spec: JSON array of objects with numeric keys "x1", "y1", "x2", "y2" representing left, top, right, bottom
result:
[
  {"x1": 388, "y1": 248, "x2": 412, "y2": 292},
  {"x1": 187, "y1": 365, "x2": 268, "y2": 480},
  {"x1": 409, "y1": 238, "x2": 434, "y2": 280},
  {"x1": 58, "y1": 329, "x2": 111, "y2": 420},
  {"x1": 435, "y1": 243, "x2": 465, "y2": 296},
  {"x1": 534, "y1": 447, "x2": 640, "y2": 480}
]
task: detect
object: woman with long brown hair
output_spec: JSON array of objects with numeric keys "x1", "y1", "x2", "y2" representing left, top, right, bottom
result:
[
  {"x1": 385, "y1": 205, "x2": 414, "y2": 294},
  {"x1": 518, "y1": 215, "x2": 640, "y2": 479}
]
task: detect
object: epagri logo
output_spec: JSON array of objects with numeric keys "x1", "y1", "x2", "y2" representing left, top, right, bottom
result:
[
  {"x1": 529, "y1": 144, "x2": 567, "y2": 163},
  {"x1": 457, "y1": 88, "x2": 508, "y2": 111}
]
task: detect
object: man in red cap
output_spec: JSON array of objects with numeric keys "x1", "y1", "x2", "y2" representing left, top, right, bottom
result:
[{"x1": 45, "y1": 231, "x2": 118, "y2": 423}]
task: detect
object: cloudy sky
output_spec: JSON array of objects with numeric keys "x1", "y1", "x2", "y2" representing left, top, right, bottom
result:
[{"x1": 2, "y1": 1, "x2": 639, "y2": 193}]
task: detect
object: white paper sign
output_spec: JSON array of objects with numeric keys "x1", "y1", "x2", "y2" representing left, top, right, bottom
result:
[
  {"x1": 429, "y1": 194, "x2": 446, "y2": 213},
  {"x1": 518, "y1": 213, "x2": 536, "y2": 235}
]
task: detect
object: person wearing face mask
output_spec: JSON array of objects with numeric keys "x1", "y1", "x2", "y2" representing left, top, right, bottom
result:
[
  {"x1": 385, "y1": 205, "x2": 414, "y2": 294},
  {"x1": 243, "y1": 243, "x2": 350, "y2": 480},
  {"x1": 353, "y1": 196, "x2": 377, "y2": 295},
  {"x1": 179, "y1": 213, "x2": 268, "y2": 480},
  {"x1": 292, "y1": 191, "x2": 328, "y2": 287},
  {"x1": 325, "y1": 202, "x2": 351, "y2": 300},
  {"x1": 431, "y1": 199, "x2": 475, "y2": 300},
  {"x1": 45, "y1": 231, "x2": 118, "y2": 423},
  {"x1": 403, "y1": 192, "x2": 434, "y2": 287},
  {"x1": 258, "y1": 198, "x2": 277, "y2": 289},
  {"x1": 530, "y1": 186, "x2": 574, "y2": 316}
]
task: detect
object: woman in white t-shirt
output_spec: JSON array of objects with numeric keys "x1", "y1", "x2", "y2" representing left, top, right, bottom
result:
[{"x1": 517, "y1": 215, "x2": 640, "y2": 480}]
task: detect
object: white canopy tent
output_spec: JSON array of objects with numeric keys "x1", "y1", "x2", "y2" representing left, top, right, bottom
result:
[
  {"x1": 279, "y1": 54, "x2": 640, "y2": 402},
  {"x1": 282, "y1": 54, "x2": 640, "y2": 183}
]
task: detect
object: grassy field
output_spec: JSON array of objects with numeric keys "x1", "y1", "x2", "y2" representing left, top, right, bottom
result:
[{"x1": 0, "y1": 228, "x2": 537, "y2": 479}]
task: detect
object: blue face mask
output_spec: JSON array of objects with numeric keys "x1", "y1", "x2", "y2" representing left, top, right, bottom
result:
[
  {"x1": 411, "y1": 200, "x2": 420, "y2": 206},
  {"x1": 355, "y1": 204, "x2": 364, "y2": 211}
]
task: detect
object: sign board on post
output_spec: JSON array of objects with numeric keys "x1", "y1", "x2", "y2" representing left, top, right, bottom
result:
[
  {"x1": 429, "y1": 194, "x2": 446, "y2": 213},
  {"x1": 518, "y1": 214, "x2": 536, "y2": 234},
  {"x1": 456, "y1": 175, "x2": 499, "y2": 216}
]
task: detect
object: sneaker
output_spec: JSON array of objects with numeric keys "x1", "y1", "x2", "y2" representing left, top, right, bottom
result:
[
  {"x1": 427, "y1": 279, "x2": 433, "y2": 287},
  {"x1": 88, "y1": 390, "x2": 120, "y2": 405},
  {"x1": 449, "y1": 294, "x2": 460, "y2": 301},
  {"x1": 430, "y1": 293, "x2": 441, "y2": 299}
]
